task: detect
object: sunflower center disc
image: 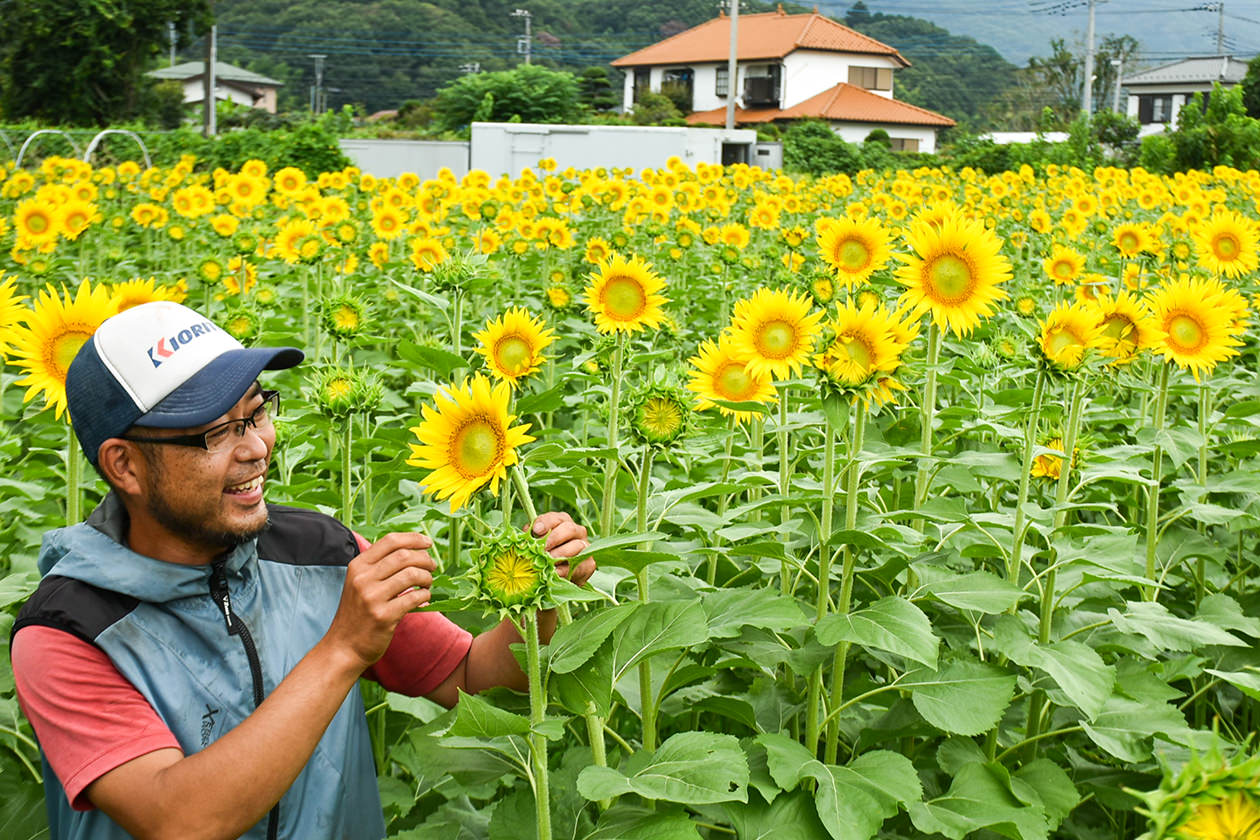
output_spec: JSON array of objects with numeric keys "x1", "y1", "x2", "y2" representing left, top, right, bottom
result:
[
  {"x1": 455, "y1": 419, "x2": 503, "y2": 476},
  {"x1": 839, "y1": 335, "x2": 873, "y2": 372},
  {"x1": 335, "y1": 307, "x2": 359, "y2": 329},
  {"x1": 1119, "y1": 234, "x2": 1139, "y2": 252},
  {"x1": 604, "y1": 277, "x2": 646, "y2": 320},
  {"x1": 837, "y1": 239, "x2": 869, "y2": 271},
  {"x1": 643, "y1": 399, "x2": 683, "y2": 438},
  {"x1": 1214, "y1": 234, "x2": 1239, "y2": 260},
  {"x1": 716, "y1": 363, "x2": 754, "y2": 400},
  {"x1": 1046, "y1": 328, "x2": 1082, "y2": 359},
  {"x1": 27, "y1": 213, "x2": 48, "y2": 234},
  {"x1": 758, "y1": 320, "x2": 796, "y2": 357},
  {"x1": 51, "y1": 331, "x2": 92, "y2": 378},
  {"x1": 495, "y1": 336, "x2": 533, "y2": 375},
  {"x1": 1168, "y1": 314, "x2": 1205, "y2": 351},
  {"x1": 488, "y1": 551, "x2": 536, "y2": 598},
  {"x1": 1053, "y1": 261, "x2": 1072, "y2": 280},
  {"x1": 927, "y1": 255, "x2": 974, "y2": 304}
]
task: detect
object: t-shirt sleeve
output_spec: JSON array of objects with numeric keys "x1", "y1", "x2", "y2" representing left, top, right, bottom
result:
[
  {"x1": 11, "y1": 625, "x2": 182, "y2": 811},
  {"x1": 352, "y1": 532, "x2": 473, "y2": 697}
]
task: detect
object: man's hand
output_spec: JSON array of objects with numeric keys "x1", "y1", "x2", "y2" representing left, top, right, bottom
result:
[
  {"x1": 529, "y1": 511, "x2": 593, "y2": 586},
  {"x1": 327, "y1": 532, "x2": 435, "y2": 671}
]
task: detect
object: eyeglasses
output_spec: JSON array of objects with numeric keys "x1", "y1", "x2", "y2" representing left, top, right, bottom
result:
[{"x1": 122, "y1": 391, "x2": 280, "y2": 452}]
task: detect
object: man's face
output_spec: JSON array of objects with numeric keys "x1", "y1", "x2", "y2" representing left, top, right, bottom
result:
[{"x1": 133, "y1": 385, "x2": 275, "y2": 555}]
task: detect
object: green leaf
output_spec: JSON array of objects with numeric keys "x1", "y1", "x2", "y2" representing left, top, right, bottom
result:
[
  {"x1": 1108, "y1": 601, "x2": 1245, "y2": 651},
  {"x1": 908, "y1": 762, "x2": 1049, "y2": 840},
  {"x1": 397, "y1": 339, "x2": 468, "y2": 376},
  {"x1": 1079, "y1": 694, "x2": 1194, "y2": 762},
  {"x1": 0, "y1": 573, "x2": 38, "y2": 610},
  {"x1": 816, "y1": 596, "x2": 938, "y2": 668},
  {"x1": 1197, "y1": 594, "x2": 1260, "y2": 639},
  {"x1": 993, "y1": 616, "x2": 1115, "y2": 720},
  {"x1": 447, "y1": 690, "x2": 531, "y2": 738},
  {"x1": 515, "y1": 381, "x2": 567, "y2": 414},
  {"x1": 576, "y1": 732, "x2": 748, "y2": 805},
  {"x1": 551, "y1": 651, "x2": 615, "y2": 717},
  {"x1": 1206, "y1": 668, "x2": 1260, "y2": 701},
  {"x1": 724, "y1": 790, "x2": 831, "y2": 840},
  {"x1": 755, "y1": 732, "x2": 814, "y2": 790},
  {"x1": 1012, "y1": 760, "x2": 1080, "y2": 829},
  {"x1": 921, "y1": 571, "x2": 1027, "y2": 614},
  {"x1": 585, "y1": 805, "x2": 702, "y2": 840},
  {"x1": 548, "y1": 603, "x2": 637, "y2": 674},
  {"x1": 574, "y1": 532, "x2": 668, "y2": 560},
  {"x1": 799, "y1": 760, "x2": 886, "y2": 840},
  {"x1": 595, "y1": 549, "x2": 682, "y2": 575},
  {"x1": 701, "y1": 589, "x2": 807, "y2": 639},
  {"x1": 904, "y1": 660, "x2": 1016, "y2": 736},
  {"x1": 610, "y1": 600, "x2": 711, "y2": 682}
]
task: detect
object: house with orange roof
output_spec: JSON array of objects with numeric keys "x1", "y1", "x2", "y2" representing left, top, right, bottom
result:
[{"x1": 611, "y1": 7, "x2": 954, "y2": 153}]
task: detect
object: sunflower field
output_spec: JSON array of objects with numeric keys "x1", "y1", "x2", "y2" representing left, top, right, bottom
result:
[{"x1": 2, "y1": 152, "x2": 1260, "y2": 840}]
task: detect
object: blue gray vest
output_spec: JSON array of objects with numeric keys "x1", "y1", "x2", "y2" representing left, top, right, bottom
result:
[{"x1": 13, "y1": 494, "x2": 386, "y2": 840}]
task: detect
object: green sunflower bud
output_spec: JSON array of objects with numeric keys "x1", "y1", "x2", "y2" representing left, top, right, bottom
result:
[
  {"x1": 320, "y1": 293, "x2": 370, "y2": 340},
  {"x1": 309, "y1": 365, "x2": 382, "y2": 418},
  {"x1": 470, "y1": 527, "x2": 554, "y2": 615},
  {"x1": 222, "y1": 307, "x2": 261, "y2": 342},
  {"x1": 627, "y1": 383, "x2": 691, "y2": 448}
]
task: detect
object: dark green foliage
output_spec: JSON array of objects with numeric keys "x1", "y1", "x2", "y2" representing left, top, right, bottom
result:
[
  {"x1": 578, "y1": 67, "x2": 619, "y2": 112},
  {"x1": 629, "y1": 92, "x2": 685, "y2": 126},
  {"x1": 1243, "y1": 56, "x2": 1260, "y2": 118},
  {"x1": 433, "y1": 65, "x2": 581, "y2": 131},
  {"x1": 1159, "y1": 84, "x2": 1260, "y2": 173},
  {"x1": 0, "y1": 0, "x2": 212, "y2": 126},
  {"x1": 140, "y1": 112, "x2": 352, "y2": 176},
  {"x1": 863, "y1": 128, "x2": 891, "y2": 147},
  {"x1": 782, "y1": 120, "x2": 862, "y2": 175},
  {"x1": 658, "y1": 81, "x2": 694, "y2": 115}
]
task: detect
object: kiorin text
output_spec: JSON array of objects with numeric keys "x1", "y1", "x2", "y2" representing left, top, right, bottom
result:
[{"x1": 147, "y1": 320, "x2": 223, "y2": 367}]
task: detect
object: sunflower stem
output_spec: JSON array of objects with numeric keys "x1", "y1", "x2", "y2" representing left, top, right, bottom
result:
[
  {"x1": 1007, "y1": 370, "x2": 1048, "y2": 593},
  {"x1": 1144, "y1": 363, "x2": 1171, "y2": 601},
  {"x1": 1196, "y1": 382, "x2": 1210, "y2": 606},
  {"x1": 522, "y1": 609, "x2": 552, "y2": 840},
  {"x1": 748, "y1": 416, "x2": 764, "y2": 520},
  {"x1": 339, "y1": 422, "x2": 354, "y2": 525},
  {"x1": 709, "y1": 413, "x2": 738, "y2": 587},
  {"x1": 511, "y1": 464, "x2": 539, "y2": 524},
  {"x1": 636, "y1": 446, "x2": 657, "y2": 753},
  {"x1": 777, "y1": 387, "x2": 792, "y2": 596},
  {"x1": 584, "y1": 701, "x2": 610, "y2": 810},
  {"x1": 805, "y1": 418, "x2": 838, "y2": 757},
  {"x1": 599, "y1": 335, "x2": 625, "y2": 538},
  {"x1": 451, "y1": 291, "x2": 463, "y2": 358},
  {"x1": 824, "y1": 405, "x2": 866, "y2": 765},
  {"x1": 912, "y1": 322, "x2": 942, "y2": 537},
  {"x1": 66, "y1": 424, "x2": 81, "y2": 525}
]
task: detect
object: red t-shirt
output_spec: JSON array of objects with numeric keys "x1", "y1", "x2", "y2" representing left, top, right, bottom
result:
[{"x1": 11, "y1": 535, "x2": 472, "y2": 811}]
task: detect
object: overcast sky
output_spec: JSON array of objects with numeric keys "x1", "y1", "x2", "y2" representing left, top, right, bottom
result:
[{"x1": 817, "y1": 0, "x2": 1260, "y2": 67}]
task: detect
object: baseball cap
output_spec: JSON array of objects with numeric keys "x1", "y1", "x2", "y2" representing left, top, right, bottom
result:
[{"x1": 66, "y1": 301, "x2": 303, "y2": 465}]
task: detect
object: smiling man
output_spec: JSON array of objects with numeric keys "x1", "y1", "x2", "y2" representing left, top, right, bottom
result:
[{"x1": 10, "y1": 301, "x2": 591, "y2": 840}]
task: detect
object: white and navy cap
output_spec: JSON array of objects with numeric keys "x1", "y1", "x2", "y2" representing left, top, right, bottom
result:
[{"x1": 67, "y1": 301, "x2": 303, "y2": 465}]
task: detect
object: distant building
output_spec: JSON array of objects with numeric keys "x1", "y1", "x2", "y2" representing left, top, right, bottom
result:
[
  {"x1": 1122, "y1": 56, "x2": 1249, "y2": 135},
  {"x1": 147, "y1": 61, "x2": 284, "y2": 114},
  {"x1": 611, "y1": 7, "x2": 953, "y2": 153}
]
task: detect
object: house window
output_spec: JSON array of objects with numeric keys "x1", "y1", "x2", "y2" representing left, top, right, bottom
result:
[
  {"x1": 742, "y1": 64, "x2": 781, "y2": 106},
  {"x1": 889, "y1": 138, "x2": 919, "y2": 153},
  {"x1": 716, "y1": 66, "x2": 729, "y2": 97},
  {"x1": 1137, "y1": 94, "x2": 1173, "y2": 124},
  {"x1": 848, "y1": 66, "x2": 892, "y2": 91},
  {"x1": 661, "y1": 68, "x2": 694, "y2": 112},
  {"x1": 633, "y1": 68, "x2": 650, "y2": 103}
]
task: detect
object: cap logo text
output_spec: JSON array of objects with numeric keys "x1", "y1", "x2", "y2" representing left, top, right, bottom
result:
[{"x1": 146, "y1": 320, "x2": 223, "y2": 368}]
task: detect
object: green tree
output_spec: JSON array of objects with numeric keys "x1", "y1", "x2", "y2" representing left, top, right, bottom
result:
[
  {"x1": 432, "y1": 65, "x2": 580, "y2": 131},
  {"x1": 783, "y1": 120, "x2": 862, "y2": 176},
  {"x1": 0, "y1": 0, "x2": 211, "y2": 125},
  {"x1": 1168, "y1": 84, "x2": 1260, "y2": 172},
  {"x1": 1241, "y1": 55, "x2": 1260, "y2": 118},
  {"x1": 578, "y1": 67, "x2": 619, "y2": 112},
  {"x1": 629, "y1": 91, "x2": 684, "y2": 125}
]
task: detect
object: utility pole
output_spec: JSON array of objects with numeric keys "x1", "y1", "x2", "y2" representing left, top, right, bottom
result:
[
  {"x1": 1081, "y1": 0, "x2": 1097, "y2": 117},
  {"x1": 1111, "y1": 56, "x2": 1124, "y2": 113},
  {"x1": 203, "y1": 24, "x2": 217, "y2": 136},
  {"x1": 513, "y1": 9, "x2": 532, "y2": 65},
  {"x1": 1218, "y1": 2, "x2": 1225, "y2": 54},
  {"x1": 168, "y1": 22, "x2": 177, "y2": 67},
  {"x1": 309, "y1": 54, "x2": 327, "y2": 114},
  {"x1": 725, "y1": 0, "x2": 739, "y2": 130}
]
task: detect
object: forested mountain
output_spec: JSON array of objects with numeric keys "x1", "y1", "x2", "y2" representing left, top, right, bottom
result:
[{"x1": 210, "y1": 0, "x2": 1016, "y2": 127}]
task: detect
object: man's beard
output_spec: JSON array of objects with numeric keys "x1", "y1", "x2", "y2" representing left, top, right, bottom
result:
[{"x1": 145, "y1": 491, "x2": 270, "y2": 552}]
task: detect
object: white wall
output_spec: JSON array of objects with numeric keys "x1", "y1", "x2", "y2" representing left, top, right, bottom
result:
[
  {"x1": 831, "y1": 122, "x2": 938, "y2": 154},
  {"x1": 181, "y1": 79, "x2": 252, "y2": 108},
  {"x1": 338, "y1": 139, "x2": 471, "y2": 179},
  {"x1": 783, "y1": 51, "x2": 899, "y2": 107}
]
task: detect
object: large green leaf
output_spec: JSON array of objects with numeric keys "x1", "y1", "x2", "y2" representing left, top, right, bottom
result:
[
  {"x1": 724, "y1": 790, "x2": 831, "y2": 840},
  {"x1": 908, "y1": 762, "x2": 1049, "y2": 840},
  {"x1": 1012, "y1": 760, "x2": 1080, "y2": 829},
  {"x1": 701, "y1": 589, "x2": 807, "y2": 639},
  {"x1": 921, "y1": 571, "x2": 1027, "y2": 614},
  {"x1": 1079, "y1": 694, "x2": 1194, "y2": 762},
  {"x1": 0, "y1": 572, "x2": 38, "y2": 610},
  {"x1": 993, "y1": 616, "x2": 1114, "y2": 720},
  {"x1": 548, "y1": 603, "x2": 637, "y2": 674},
  {"x1": 610, "y1": 600, "x2": 711, "y2": 682},
  {"x1": 1108, "y1": 601, "x2": 1245, "y2": 651},
  {"x1": 799, "y1": 761, "x2": 886, "y2": 840},
  {"x1": 816, "y1": 596, "x2": 938, "y2": 668},
  {"x1": 903, "y1": 660, "x2": 1016, "y2": 736},
  {"x1": 584, "y1": 806, "x2": 701, "y2": 840},
  {"x1": 576, "y1": 732, "x2": 748, "y2": 805},
  {"x1": 1197, "y1": 594, "x2": 1260, "y2": 639},
  {"x1": 447, "y1": 690, "x2": 531, "y2": 738}
]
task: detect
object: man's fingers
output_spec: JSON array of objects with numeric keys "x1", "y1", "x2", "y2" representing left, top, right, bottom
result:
[
  {"x1": 358, "y1": 532, "x2": 432, "y2": 564},
  {"x1": 530, "y1": 511, "x2": 573, "y2": 536}
]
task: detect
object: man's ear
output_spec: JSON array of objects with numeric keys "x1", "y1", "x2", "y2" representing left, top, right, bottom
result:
[{"x1": 97, "y1": 439, "x2": 146, "y2": 497}]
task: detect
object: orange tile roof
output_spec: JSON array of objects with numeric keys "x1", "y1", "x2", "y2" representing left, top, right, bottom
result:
[
  {"x1": 612, "y1": 11, "x2": 908, "y2": 68},
  {"x1": 686, "y1": 83, "x2": 955, "y2": 127}
]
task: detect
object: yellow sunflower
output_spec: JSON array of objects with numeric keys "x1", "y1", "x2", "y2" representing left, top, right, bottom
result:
[
  {"x1": 0, "y1": 272, "x2": 29, "y2": 355},
  {"x1": 728, "y1": 287, "x2": 825, "y2": 381},
  {"x1": 584, "y1": 253, "x2": 669, "y2": 334},
  {"x1": 1192, "y1": 209, "x2": 1259, "y2": 279},
  {"x1": 110, "y1": 277, "x2": 186, "y2": 313},
  {"x1": 1112, "y1": 222, "x2": 1156, "y2": 258},
  {"x1": 472, "y1": 308, "x2": 556, "y2": 388},
  {"x1": 686, "y1": 334, "x2": 777, "y2": 423},
  {"x1": 1146, "y1": 276, "x2": 1246, "y2": 381},
  {"x1": 815, "y1": 215, "x2": 892, "y2": 289},
  {"x1": 6, "y1": 279, "x2": 116, "y2": 419},
  {"x1": 584, "y1": 236, "x2": 612, "y2": 265},
  {"x1": 14, "y1": 198, "x2": 60, "y2": 247},
  {"x1": 1037, "y1": 301, "x2": 1105, "y2": 372},
  {"x1": 894, "y1": 210, "x2": 1012, "y2": 337},
  {"x1": 1042, "y1": 244, "x2": 1086, "y2": 286},
  {"x1": 409, "y1": 237, "x2": 449, "y2": 272},
  {"x1": 58, "y1": 200, "x2": 97, "y2": 241},
  {"x1": 371, "y1": 205, "x2": 407, "y2": 240},
  {"x1": 1178, "y1": 793, "x2": 1260, "y2": 840},
  {"x1": 406, "y1": 374, "x2": 535, "y2": 512},
  {"x1": 1089, "y1": 291, "x2": 1164, "y2": 365},
  {"x1": 812, "y1": 298, "x2": 907, "y2": 392}
]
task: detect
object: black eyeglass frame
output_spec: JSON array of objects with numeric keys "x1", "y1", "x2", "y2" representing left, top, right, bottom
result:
[{"x1": 120, "y1": 390, "x2": 281, "y2": 451}]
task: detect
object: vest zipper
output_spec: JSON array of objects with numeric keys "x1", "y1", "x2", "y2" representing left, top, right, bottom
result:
[{"x1": 209, "y1": 558, "x2": 279, "y2": 840}]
